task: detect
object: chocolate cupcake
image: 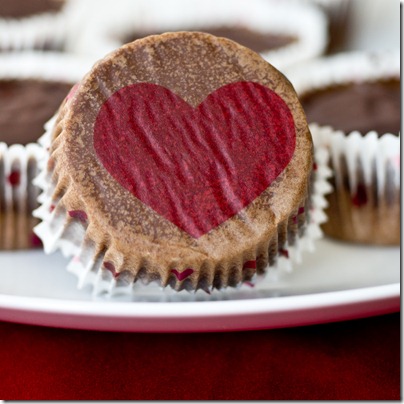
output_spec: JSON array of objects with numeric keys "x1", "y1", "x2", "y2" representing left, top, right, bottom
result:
[
  {"x1": 0, "y1": 0, "x2": 68, "y2": 52},
  {"x1": 79, "y1": 0, "x2": 328, "y2": 70},
  {"x1": 305, "y1": 0, "x2": 352, "y2": 54},
  {"x1": 34, "y1": 32, "x2": 320, "y2": 294},
  {"x1": 0, "y1": 52, "x2": 90, "y2": 250},
  {"x1": 288, "y1": 51, "x2": 400, "y2": 245}
]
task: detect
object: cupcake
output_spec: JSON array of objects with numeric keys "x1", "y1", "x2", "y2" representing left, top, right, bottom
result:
[
  {"x1": 0, "y1": 52, "x2": 90, "y2": 250},
  {"x1": 288, "y1": 51, "x2": 400, "y2": 245},
  {"x1": 34, "y1": 32, "x2": 321, "y2": 294},
  {"x1": 0, "y1": 0, "x2": 68, "y2": 52},
  {"x1": 0, "y1": 0, "x2": 102, "y2": 57},
  {"x1": 303, "y1": 0, "x2": 352, "y2": 54},
  {"x1": 75, "y1": 0, "x2": 328, "y2": 70}
]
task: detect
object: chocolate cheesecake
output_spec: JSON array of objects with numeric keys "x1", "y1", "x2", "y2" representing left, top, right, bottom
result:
[
  {"x1": 0, "y1": 78, "x2": 73, "y2": 250},
  {"x1": 36, "y1": 32, "x2": 313, "y2": 292},
  {"x1": 300, "y1": 76, "x2": 400, "y2": 245},
  {"x1": 301, "y1": 79, "x2": 400, "y2": 135}
]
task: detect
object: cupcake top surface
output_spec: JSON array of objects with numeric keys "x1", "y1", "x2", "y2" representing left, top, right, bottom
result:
[
  {"x1": 0, "y1": 78, "x2": 73, "y2": 145},
  {"x1": 300, "y1": 78, "x2": 400, "y2": 135},
  {"x1": 0, "y1": 0, "x2": 64, "y2": 18},
  {"x1": 51, "y1": 32, "x2": 312, "y2": 269}
]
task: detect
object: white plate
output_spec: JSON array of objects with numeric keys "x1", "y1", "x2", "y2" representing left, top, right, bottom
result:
[{"x1": 0, "y1": 239, "x2": 399, "y2": 332}]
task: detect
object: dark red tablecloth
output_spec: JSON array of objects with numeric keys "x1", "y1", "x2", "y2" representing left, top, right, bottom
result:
[{"x1": 0, "y1": 312, "x2": 400, "y2": 400}]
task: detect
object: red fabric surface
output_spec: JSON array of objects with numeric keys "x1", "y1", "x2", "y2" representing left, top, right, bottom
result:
[{"x1": 0, "y1": 313, "x2": 400, "y2": 400}]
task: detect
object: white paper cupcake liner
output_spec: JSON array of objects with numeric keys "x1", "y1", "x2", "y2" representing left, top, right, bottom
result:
[
  {"x1": 33, "y1": 114, "x2": 331, "y2": 297},
  {"x1": 0, "y1": 52, "x2": 92, "y2": 249},
  {"x1": 0, "y1": 143, "x2": 45, "y2": 249},
  {"x1": 287, "y1": 51, "x2": 400, "y2": 245},
  {"x1": 0, "y1": 2, "x2": 69, "y2": 53},
  {"x1": 69, "y1": 0, "x2": 328, "y2": 70}
]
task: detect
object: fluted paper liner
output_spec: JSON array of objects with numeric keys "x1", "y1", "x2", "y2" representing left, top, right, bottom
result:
[
  {"x1": 34, "y1": 119, "x2": 331, "y2": 296},
  {"x1": 288, "y1": 51, "x2": 400, "y2": 245},
  {"x1": 0, "y1": 143, "x2": 45, "y2": 249}
]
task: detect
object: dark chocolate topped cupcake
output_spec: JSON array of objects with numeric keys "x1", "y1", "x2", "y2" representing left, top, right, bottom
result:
[
  {"x1": 306, "y1": 0, "x2": 352, "y2": 54},
  {"x1": 301, "y1": 79, "x2": 400, "y2": 136},
  {"x1": 289, "y1": 51, "x2": 400, "y2": 245},
  {"x1": 85, "y1": 0, "x2": 327, "y2": 70},
  {"x1": 0, "y1": 0, "x2": 68, "y2": 52},
  {"x1": 0, "y1": 52, "x2": 89, "y2": 250},
  {"x1": 0, "y1": 78, "x2": 72, "y2": 249},
  {"x1": 35, "y1": 32, "x2": 315, "y2": 293}
]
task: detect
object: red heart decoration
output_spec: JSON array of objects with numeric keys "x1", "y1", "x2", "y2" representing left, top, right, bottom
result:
[{"x1": 94, "y1": 82, "x2": 295, "y2": 238}]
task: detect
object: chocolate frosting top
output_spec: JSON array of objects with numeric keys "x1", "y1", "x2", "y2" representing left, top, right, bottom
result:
[
  {"x1": 300, "y1": 79, "x2": 400, "y2": 135},
  {"x1": 0, "y1": 0, "x2": 64, "y2": 18},
  {"x1": 0, "y1": 79, "x2": 73, "y2": 145},
  {"x1": 51, "y1": 32, "x2": 312, "y2": 271}
]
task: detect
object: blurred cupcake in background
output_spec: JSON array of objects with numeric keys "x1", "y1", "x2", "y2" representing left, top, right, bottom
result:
[
  {"x1": 303, "y1": 0, "x2": 352, "y2": 53},
  {"x1": 72, "y1": 0, "x2": 328, "y2": 70},
  {"x1": 343, "y1": 0, "x2": 400, "y2": 53},
  {"x1": 0, "y1": 52, "x2": 90, "y2": 250},
  {"x1": 0, "y1": 0, "x2": 68, "y2": 52},
  {"x1": 0, "y1": 0, "x2": 102, "y2": 59},
  {"x1": 304, "y1": 0, "x2": 400, "y2": 55},
  {"x1": 288, "y1": 51, "x2": 400, "y2": 245}
]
